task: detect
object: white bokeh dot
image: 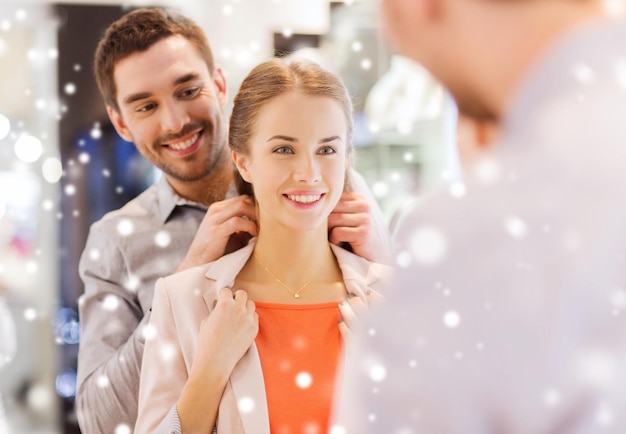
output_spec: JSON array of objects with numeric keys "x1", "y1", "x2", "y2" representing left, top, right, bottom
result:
[
  {"x1": 26, "y1": 261, "x2": 38, "y2": 274},
  {"x1": 295, "y1": 371, "x2": 313, "y2": 389},
  {"x1": 238, "y1": 396, "x2": 255, "y2": 413},
  {"x1": 91, "y1": 127, "x2": 102, "y2": 140},
  {"x1": 24, "y1": 308, "x2": 37, "y2": 321},
  {"x1": 115, "y1": 424, "x2": 131, "y2": 434},
  {"x1": 449, "y1": 182, "x2": 466, "y2": 198},
  {"x1": 573, "y1": 62, "x2": 595, "y2": 84},
  {"x1": 368, "y1": 364, "x2": 387, "y2": 382},
  {"x1": 395, "y1": 250, "x2": 412, "y2": 268},
  {"x1": 41, "y1": 199, "x2": 54, "y2": 211},
  {"x1": 96, "y1": 375, "x2": 110, "y2": 388},
  {"x1": 351, "y1": 41, "x2": 362, "y2": 52},
  {"x1": 64, "y1": 83, "x2": 76, "y2": 95},
  {"x1": 329, "y1": 426, "x2": 347, "y2": 434},
  {"x1": 89, "y1": 248, "x2": 101, "y2": 261},
  {"x1": 142, "y1": 324, "x2": 157, "y2": 341},
  {"x1": 443, "y1": 310, "x2": 461, "y2": 328},
  {"x1": 154, "y1": 231, "x2": 172, "y2": 248},
  {"x1": 505, "y1": 216, "x2": 528, "y2": 239},
  {"x1": 116, "y1": 219, "x2": 134, "y2": 237},
  {"x1": 102, "y1": 295, "x2": 120, "y2": 311},
  {"x1": 14, "y1": 135, "x2": 43, "y2": 163},
  {"x1": 78, "y1": 152, "x2": 90, "y2": 164},
  {"x1": 360, "y1": 58, "x2": 372, "y2": 70},
  {"x1": 474, "y1": 157, "x2": 500, "y2": 183},
  {"x1": 125, "y1": 274, "x2": 140, "y2": 293},
  {"x1": 372, "y1": 181, "x2": 388, "y2": 198},
  {"x1": 64, "y1": 184, "x2": 76, "y2": 196},
  {"x1": 409, "y1": 227, "x2": 447, "y2": 266},
  {"x1": 160, "y1": 343, "x2": 177, "y2": 362}
]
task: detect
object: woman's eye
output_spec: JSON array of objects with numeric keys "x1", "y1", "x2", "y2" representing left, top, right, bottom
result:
[
  {"x1": 318, "y1": 146, "x2": 336, "y2": 154},
  {"x1": 274, "y1": 146, "x2": 293, "y2": 154}
]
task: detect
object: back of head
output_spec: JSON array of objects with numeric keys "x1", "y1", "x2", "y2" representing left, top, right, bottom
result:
[
  {"x1": 93, "y1": 7, "x2": 215, "y2": 113},
  {"x1": 229, "y1": 57, "x2": 355, "y2": 198}
]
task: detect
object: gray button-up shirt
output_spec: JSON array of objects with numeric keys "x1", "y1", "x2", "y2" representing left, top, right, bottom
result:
[{"x1": 75, "y1": 176, "x2": 234, "y2": 434}]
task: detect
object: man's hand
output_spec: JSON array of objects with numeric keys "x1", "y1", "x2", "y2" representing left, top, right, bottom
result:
[
  {"x1": 177, "y1": 195, "x2": 257, "y2": 272},
  {"x1": 338, "y1": 291, "x2": 383, "y2": 338},
  {"x1": 328, "y1": 192, "x2": 390, "y2": 263}
]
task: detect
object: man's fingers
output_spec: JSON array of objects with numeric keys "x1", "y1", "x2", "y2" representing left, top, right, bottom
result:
[
  {"x1": 338, "y1": 320, "x2": 351, "y2": 339},
  {"x1": 207, "y1": 195, "x2": 257, "y2": 224},
  {"x1": 328, "y1": 212, "x2": 367, "y2": 229},
  {"x1": 329, "y1": 226, "x2": 362, "y2": 245},
  {"x1": 338, "y1": 300, "x2": 359, "y2": 328},
  {"x1": 331, "y1": 192, "x2": 369, "y2": 214}
]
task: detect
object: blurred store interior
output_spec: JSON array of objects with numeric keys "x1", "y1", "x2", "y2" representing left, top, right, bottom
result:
[{"x1": 0, "y1": 0, "x2": 459, "y2": 432}]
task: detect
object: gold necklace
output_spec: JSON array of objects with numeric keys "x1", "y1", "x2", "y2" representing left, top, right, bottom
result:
[{"x1": 253, "y1": 251, "x2": 324, "y2": 299}]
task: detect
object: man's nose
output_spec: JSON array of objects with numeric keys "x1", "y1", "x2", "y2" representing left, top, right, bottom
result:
[{"x1": 160, "y1": 102, "x2": 190, "y2": 134}]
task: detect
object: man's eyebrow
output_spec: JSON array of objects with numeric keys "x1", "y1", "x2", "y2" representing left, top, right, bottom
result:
[
  {"x1": 123, "y1": 92, "x2": 151, "y2": 106},
  {"x1": 122, "y1": 73, "x2": 202, "y2": 106},
  {"x1": 174, "y1": 72, "x2": 201, "y2": 86}
]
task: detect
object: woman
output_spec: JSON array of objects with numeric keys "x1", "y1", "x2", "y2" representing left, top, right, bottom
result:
[{"x1": 136, "y1": 58, "x2": 391, "y2": 434}]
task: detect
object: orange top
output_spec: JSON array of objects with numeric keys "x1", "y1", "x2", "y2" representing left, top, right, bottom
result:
[{"x1": 254, "y1": 301, "x2": 343, "y2": 433}]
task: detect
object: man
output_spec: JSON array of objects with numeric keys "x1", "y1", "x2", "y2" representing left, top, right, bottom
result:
[
  {"x1": 337, "y1": 1, "x2": 626, "y2": 432},
  {"x1": 76, "y1": 8, "x2": 390, "y2": 433}
]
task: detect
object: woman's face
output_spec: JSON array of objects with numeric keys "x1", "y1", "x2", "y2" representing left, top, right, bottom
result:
[{"x1": 233, "y1": 90, "x2": 349, "y2": 234}]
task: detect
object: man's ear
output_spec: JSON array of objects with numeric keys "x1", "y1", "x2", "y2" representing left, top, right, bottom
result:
[
  {"x1": 106, "y1": 106, "x2": 133, "y2": 142},
  {"x1": 232, "y1": 150, "x2": 252, "y2": 183},
  {"x1": 213, "y1": 66, "x2": 228, "y2": 107}
]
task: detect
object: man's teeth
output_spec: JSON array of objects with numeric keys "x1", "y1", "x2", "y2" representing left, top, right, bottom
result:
[
  {"x1": 287, "y1": 194, "x2": 322, "y2": 204},
  {"x1": 169, "y1": 133, "x2": 199, "y2": 151}
]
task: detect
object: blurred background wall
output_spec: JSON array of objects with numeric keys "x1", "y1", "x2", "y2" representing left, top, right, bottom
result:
[{"x1": 0, "y1": 1, "x2": 458, "y2": 432}]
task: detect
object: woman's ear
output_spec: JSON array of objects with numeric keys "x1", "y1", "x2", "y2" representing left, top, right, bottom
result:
[{"x1": 232, "y1": 151, "x2": 252, "y2": 183}]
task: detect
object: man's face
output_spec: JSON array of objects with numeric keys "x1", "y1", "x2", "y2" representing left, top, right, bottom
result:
[{"x1": 108, "y1": 35, "x2": 228, "y2": 183}]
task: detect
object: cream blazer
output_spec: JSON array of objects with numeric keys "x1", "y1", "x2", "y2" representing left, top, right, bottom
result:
[{"x1": 135, "y1": 239, "x2": 391, "y2": 434}]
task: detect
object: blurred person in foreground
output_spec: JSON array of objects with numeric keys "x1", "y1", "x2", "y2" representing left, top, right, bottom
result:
[
  {"x1": 335, "y1": 0, "x2": 626, "y2": 432},
  {"x1": 136, "y1": 57, "x2": 391, "y2": 434},
  {"x1": 76, "y1": 8, "x2": 391, "y2": 433}
]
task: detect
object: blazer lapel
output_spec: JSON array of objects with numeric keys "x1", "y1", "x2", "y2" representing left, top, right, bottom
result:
[
  {"x1": 228, "y1": 344, "x2": 271, "y2": 433},
  {"x1": 201, "y1": 239, "x2": 270, "y2": 433}
]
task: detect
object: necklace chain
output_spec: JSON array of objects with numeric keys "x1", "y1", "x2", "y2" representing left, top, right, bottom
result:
[{"x1": 253, "y1": 251, "x2": 324, "y2": 299}]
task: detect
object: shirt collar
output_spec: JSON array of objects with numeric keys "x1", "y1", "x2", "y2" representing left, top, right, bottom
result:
[{"x1": 156, "y1": 174, "x2": 239, "y2": 224}]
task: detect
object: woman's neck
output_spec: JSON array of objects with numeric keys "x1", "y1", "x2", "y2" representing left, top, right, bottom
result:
[{"x1": 253, "y1": 224, "x2": 335, "y2": 282}]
